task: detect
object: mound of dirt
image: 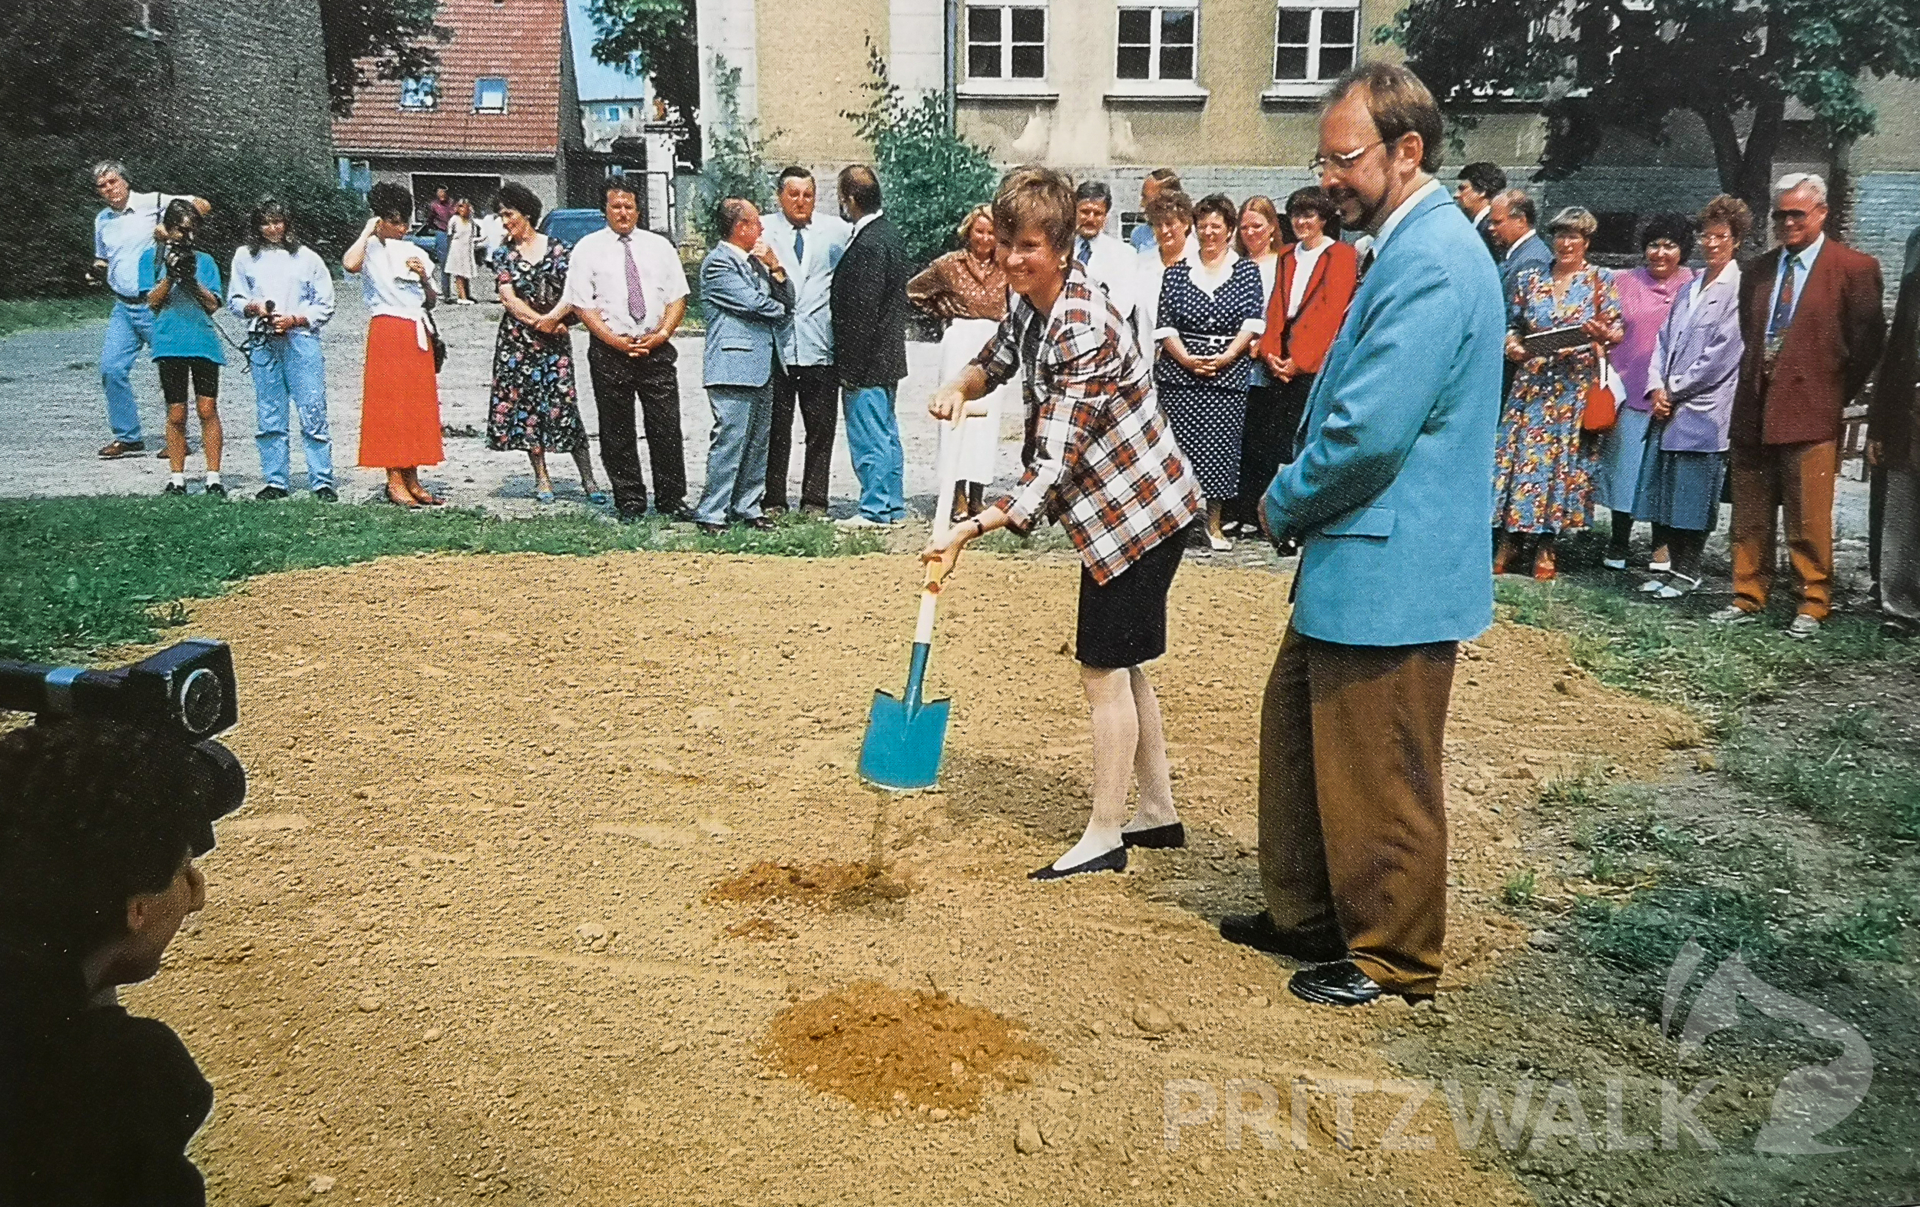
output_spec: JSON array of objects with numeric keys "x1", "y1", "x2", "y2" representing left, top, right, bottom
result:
[
  {"x1": 766, "y1": 980, "x2": 1052, "y2": 1114},
  {"x1": 709, "y1": 859, "x2": 911, "y2": 907}
]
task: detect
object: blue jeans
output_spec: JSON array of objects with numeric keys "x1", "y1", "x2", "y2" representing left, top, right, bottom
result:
[
  {"x1": 433, "y1": 230, "x2": 451, "y2": 293},
  {"x1": 101, "y1": 300, "x2": 156, "y2": 442},
  {"x1": 251, "y1": 330, "x2": 334, "y2": 490},
  {"x1": 843, "y1": 384, "x2": 906, "y2": 521},
  {"x1": 694, "y1": 384, "x2": 775, "y2": 525}
]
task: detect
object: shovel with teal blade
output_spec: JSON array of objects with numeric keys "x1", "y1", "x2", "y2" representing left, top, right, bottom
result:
[{"x1": 858, "y1": 398, "x2": 986, "y2": 790}]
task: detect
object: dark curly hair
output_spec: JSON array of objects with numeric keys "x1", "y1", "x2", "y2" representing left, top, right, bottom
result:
[
  {"x1": 1284, "y1": 186, "x2": 1343, "y2": 240},
  {"x1": 0, "y1": 721, "x2": 229, "y2": 960},
  {"x1": 1192, "y1": 193, "x2": 1239, "y2": 235},
  {"x1": 1697, "y1": 194, "x2": 1753, "y2": 247},
  {"x1": 368, "y1": 181, "x2": 413, "y2": 225},
  {"x1": 498, "y1": 180, "x2": 543, "y2": 226},
  {"x1": 1640, "y1": 212, "x2": 1695, "y2": 261}
]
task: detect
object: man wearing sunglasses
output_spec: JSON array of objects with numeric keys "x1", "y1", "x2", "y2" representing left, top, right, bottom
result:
[{"x1": 1712, "y1": 173, "x2": 1885, "y2": 638}]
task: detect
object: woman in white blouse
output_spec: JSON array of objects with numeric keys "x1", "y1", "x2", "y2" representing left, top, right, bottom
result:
[{"x1": 342, "y1": 182, "x2": 444, "y2": 507}]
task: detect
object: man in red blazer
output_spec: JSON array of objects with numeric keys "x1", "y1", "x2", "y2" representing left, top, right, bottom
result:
[{"x1": 1711, "y1": 174, "x2": 1885, "y2": 638}]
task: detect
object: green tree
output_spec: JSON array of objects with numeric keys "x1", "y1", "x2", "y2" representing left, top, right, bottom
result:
[
  {"x1": 319, "y1": 0, "x2": 450, "y2": 116},
  {"x1": 693, "y1": 56, "x2": 778, "y2": 246},
  {"x1": 585, "y1": 0, "x2": 699, "y2": 131},
  {"x1": 1385, "y1": 0, "x2": 1920, "y2": 215},
  {"x1": 844, "y1": 42, "x2": 999, "y2": 266}
]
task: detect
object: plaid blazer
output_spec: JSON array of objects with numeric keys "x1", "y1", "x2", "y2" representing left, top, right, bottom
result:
[{"x1": 974, "y1": 263, "x2": 1203, "y2": 584}]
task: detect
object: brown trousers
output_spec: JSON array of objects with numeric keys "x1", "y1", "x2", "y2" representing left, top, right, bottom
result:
[
  {"x1": 1257, "y1": 626, "x2": 1456, "y2": 995},
  {"x1": 1729, "y1": 440, "x2": 1838, "y2": 619}
]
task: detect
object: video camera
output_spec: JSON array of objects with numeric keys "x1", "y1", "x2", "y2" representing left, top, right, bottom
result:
[
  {"x1": 0, "y1": 640, "x2": 247, "y2": 839},
  {"x1": 164, "y1": 231, "x2": 199, "y2": 284},
  {"x1": 250, "y1": 299, "x2": 278, "y2": 339}
]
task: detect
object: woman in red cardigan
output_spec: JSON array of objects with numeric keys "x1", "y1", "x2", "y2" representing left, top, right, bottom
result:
[{"x1": 1242, "y1": 188, "x2": 1359, "y2": 547}]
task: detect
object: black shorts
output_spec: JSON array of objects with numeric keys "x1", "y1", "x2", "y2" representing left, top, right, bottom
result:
[
  {"x1": 1074, "y1": 525, "x2": 1189, "y2": 669},
  {"x1": 156, "y1": 357, "x2": 220, "y2": 406}
]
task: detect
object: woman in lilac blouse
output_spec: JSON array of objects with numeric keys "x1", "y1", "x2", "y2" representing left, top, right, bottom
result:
[
  {"x1": 1597, "y1": 214, "x2": 1695, "y2": 571},
  {"x1": 1634, "y1": 196, "x2": 1752, "y2": 598}
]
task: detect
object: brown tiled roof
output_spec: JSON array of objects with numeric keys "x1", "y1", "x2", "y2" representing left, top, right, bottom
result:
[{"x1": 332, "y1": 0, "x2": 564, "y2": 156}]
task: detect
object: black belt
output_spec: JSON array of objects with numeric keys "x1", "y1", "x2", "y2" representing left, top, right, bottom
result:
[{"x1": 114, "y1": 292, "x2": 145, "y2": 306}]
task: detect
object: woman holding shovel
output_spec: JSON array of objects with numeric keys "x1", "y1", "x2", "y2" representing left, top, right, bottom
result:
[{"x1": 922, "y1": 166, "x2": 1205, "y2": 881}]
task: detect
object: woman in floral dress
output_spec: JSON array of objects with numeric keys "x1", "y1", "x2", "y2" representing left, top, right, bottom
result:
[
  {"x1": 487, "y1": 181, "x2": 605, "y2": 504},
  {"x1": 1493, "y1": 206, "x2": 1623, "y2": 580}
]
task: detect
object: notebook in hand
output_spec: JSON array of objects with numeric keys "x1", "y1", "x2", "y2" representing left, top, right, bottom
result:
[{"x1": 1521, "y1": 325, "x2": 1594, "y2": 355}]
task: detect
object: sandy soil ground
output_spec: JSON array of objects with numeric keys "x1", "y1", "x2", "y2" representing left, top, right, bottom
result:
[{"x1": 125, "y1": 551, "x2": 1697, "y2": 1206}]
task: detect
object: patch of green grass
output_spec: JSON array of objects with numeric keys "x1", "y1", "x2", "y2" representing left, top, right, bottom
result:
[
  {"x1": 1495, "y1": 578, "x2": 1917, "y2": 724},
  {"x1": 1501, "y1": 868, "x2": 1538, "y2": 908},
  {"x1": 0, "y1": 497, "x2": 884, "y2": 662},
  {"x1": 1723, "y1": 723, "x2": 1920, "y2": 840},
  {"x1": 0, "y1": 296, "x2": 110, "y2": 338},
  {"x1": 1540, "y1": 763, "x2": 1610, "y2": 808},
  {"x1": 1576, "y1": 886, "x2": 1778, "y2": 971}
]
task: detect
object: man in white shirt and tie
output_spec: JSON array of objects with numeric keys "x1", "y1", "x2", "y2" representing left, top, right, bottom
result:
[
  {"x1": 563, "y1": 178, "x2": 693, "y2": 521},
  {"x1": 1070, "y1": 181, "x2": 1141, "y2": 341},
  {"x1": 761, "y1": 167, "x2": 851, "y2": 516}
]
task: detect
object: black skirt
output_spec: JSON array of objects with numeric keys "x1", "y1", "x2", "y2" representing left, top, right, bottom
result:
[{"x1": 1075, "y1": 525, "x2": 1189, "y2": 669}]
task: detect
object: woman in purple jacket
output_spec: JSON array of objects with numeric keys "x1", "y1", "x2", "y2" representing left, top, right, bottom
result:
[{"x1": 1634, "y1": 196, "x2": 1752, "y2": 598}]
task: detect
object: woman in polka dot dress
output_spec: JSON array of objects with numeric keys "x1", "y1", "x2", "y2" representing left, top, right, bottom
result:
[{"x1": 1153, "y1": 192, "x2": 1268, "y2": 551}]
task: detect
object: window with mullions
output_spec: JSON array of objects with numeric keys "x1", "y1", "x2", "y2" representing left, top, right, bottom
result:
[
  {"x1": 1117, "y1": 5, "x2": 1196, "y2": 82},
  {"x1": 1273, "y1": 1, "x2": 1357, "y2": 85},
  {"x1": 967, "y1": 4, "x2": 1047, "y2": 80}
]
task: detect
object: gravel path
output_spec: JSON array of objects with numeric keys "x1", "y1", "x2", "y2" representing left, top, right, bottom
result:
[{"x1": 0, "y1": 289, "x2": 990, "y2": 518}]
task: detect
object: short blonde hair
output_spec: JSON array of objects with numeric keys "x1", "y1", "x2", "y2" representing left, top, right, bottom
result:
[
  {"x1": 955, "y1": 204, "x2": 993, "y2": 247},
  {"x1": 990, "y1": 166, "x2": 1076, "y2": 255},
  {"x1": 1546, "y1": 206, "x2": 1598, "y2": 239}
]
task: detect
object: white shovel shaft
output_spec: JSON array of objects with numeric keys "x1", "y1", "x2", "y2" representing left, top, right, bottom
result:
[{"x1": 918, "y1": 397, "x2": 989, "y2": 648}]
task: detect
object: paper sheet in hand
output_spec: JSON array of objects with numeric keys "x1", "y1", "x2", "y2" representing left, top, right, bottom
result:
[{"x1": 1521, "y1": 325, "x2": 1594, "y2": 356}]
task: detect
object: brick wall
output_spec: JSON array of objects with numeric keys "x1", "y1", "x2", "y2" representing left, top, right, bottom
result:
[
  {"x1": 160, "y1": 0, "x2": 333, "y2": 169},
  {"x1": 1850, "y1": 173, "x2": 1920, "y2": 298}
]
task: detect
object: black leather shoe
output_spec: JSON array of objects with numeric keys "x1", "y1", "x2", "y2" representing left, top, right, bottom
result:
[
  {"x1": 695, "y1": 521, "x2": 728, "y2": 535},
  {"x1": 744, "y1": 516, "x2": 776, "y2": 531},
  {"x1": 313, "y1": 487, "x2": 338, "y2": 503},
  {"x1": 255, "y1": 485, "x2": 289, "y2": 501},
  {"x1": 1121, "y1": 822, "x2": 1186, "y2": 849},
  {"x1": 1218, "y1": 913, "x2": 1346, "y2": 962},
  {"x1": 1288, "y1": 960, "x2": 1386, "y2": 1007},
  {"x1": 1028, "y1": 846, "x2": 1126, "y2": 881},
  {"x1": 663, "y1": 504, "x2": 697, "y2": 523}
]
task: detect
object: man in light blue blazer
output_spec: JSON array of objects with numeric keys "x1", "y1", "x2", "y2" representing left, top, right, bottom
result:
[
  {"x1": 693, "y1": 198, "x2": 795, "y2": 532},
  {"x1": 763, "y1": 167, "x2": 851, "y2": 515},
  {"x1": 1219, "y1": 63, "x2": 1505, "y2": 1009}
]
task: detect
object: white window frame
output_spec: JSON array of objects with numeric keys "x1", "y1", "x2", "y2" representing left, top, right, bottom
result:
[
  {"x1": 1264, "y1": 0, "x2": 1360, "y2": 100},
  {"x1": 399, "y1": 74, "x2": 438, "y2": 110},
  {"x1": 473, "y1": 76, "x2": 509, "y2": 114},
  {"x1": 1115, "y1": 2, "x2": 1198, "y2": 84},
  {"x1": 128, "y1": 0, "x2": 168, "y2": 40},
  {"x1": 962, "y1": 2, "x2": 1050, "y2": 89}
]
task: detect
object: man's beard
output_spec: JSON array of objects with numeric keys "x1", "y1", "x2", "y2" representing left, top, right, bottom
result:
[{"x1": 1327, "y1": 182, "x2": 1387, "y2": 233}]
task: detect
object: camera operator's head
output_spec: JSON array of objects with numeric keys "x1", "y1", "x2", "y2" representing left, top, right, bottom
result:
[
  {"x1": 159, "y1": 197, "x2": 200, "y2": 244},
  {"x1": 0, "y1": 720, "x2": 225, "y2": 990},
  {"x1": 247, "y1": 197, "x2": 301, "y2": 255},
  {"x1": 368, "y1": 181, "x2": 415, "y2": 240}
]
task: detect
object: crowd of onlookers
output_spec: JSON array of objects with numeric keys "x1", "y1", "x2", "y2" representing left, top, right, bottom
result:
[{"x1": 79, "y1": 149, "x2": 1920, "y2": 635}]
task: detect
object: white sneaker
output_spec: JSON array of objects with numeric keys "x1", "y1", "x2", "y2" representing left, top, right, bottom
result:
[
  {"x1": 1209, "y1": 532, "x2": 1231, "y2": 552},
  {"x1": 1708, "y1": 606, "x2": 1756, "y2": 624},
  {"x1": 1654, "y1": 574, "x2": 1701, "y2": 600},
  {"x1": 834, "y1": 514, "x2": 898, "y2": 530},
  {"x1": 1602, "y1": 556, "x2": 1628, "y2": 570},
  {"x1": 1648, "y1": 559, "x2": 1672, "y2": 572},
  {"x1": 1787, "y1": 614, "x2": 1821, "y2": 639},
  {"x1": 1638, "y1": 577, "x2": 1667, "y2": 594}
]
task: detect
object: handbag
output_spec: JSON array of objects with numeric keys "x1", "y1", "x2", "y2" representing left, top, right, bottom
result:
[
  {"x1": 423, "y1": 305, "x2": 449, "y2": 373},
  {"x1": 1580, "y1": 268, "x2": 1620, "y2": 432}
]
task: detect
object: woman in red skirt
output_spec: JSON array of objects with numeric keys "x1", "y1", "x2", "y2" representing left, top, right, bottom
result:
[{"x1": 343, "y1": 182, "x2": 446, "y2": 507}]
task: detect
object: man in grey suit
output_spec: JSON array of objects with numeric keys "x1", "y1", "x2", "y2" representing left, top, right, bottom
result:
[
  {"x1": 763, "y1": 167, "x2": 851, "y2": 516},
  {"x1": 1488, "y1": 188, "x2": 1550, "y2": 298},
  {"x1": 693, "y1": 198, "x2": 794, "y2": 533}
]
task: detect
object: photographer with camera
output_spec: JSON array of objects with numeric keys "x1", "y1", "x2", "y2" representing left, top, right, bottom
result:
[
  {"x1": 140, "y1": 199, "x2": 228, "y2": 497},
  {"x1": 228, "y1": 198, "x2": 338, "y2": 502},
  {"x1": 90, "y1": 161, "x2": 209, "y2": 460},
  {"x1": 0, "y1": 719, "x2": 235, "y2": 1205}
]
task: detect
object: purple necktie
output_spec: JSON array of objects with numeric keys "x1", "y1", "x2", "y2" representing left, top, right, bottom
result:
[{"x1": 622, "y1": 233, "x2": 647, "y2": 326}]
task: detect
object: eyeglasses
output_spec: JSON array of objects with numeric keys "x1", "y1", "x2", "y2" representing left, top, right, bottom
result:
[
  {"x1": 1772, "y1": 208, "x2": 1811, "y2": 221},
  {"x1": 1309, "y1": 140, "x2": 1382, "y2": 176}
]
